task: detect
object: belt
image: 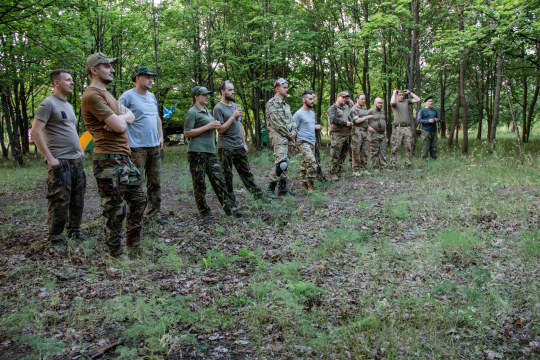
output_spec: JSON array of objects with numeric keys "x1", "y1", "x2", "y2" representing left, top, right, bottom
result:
[
  {"x1": 93, "y1": 153, "x2": 128, "y2": 160},
  {"x1": 393, "y1": 124, "x2": 410, "y2": 128}
]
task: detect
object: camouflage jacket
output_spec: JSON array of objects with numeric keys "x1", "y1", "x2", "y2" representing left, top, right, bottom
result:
[
  {"x1": 327, "y1": 103, "x2": 352, "y2": 135},
  {"x1": 265, "y1": 95, "x2": 297, "y2": 140},
  {"x1": 349, "y1": 104, "x2": 370, "y2": 130}
]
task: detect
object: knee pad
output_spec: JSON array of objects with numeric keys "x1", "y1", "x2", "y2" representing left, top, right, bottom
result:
[{"x1": 275, "y1": 158, "x2": 290, "y2": 176}]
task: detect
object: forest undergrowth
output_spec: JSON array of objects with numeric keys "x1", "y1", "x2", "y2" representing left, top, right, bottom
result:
[{"x1": 1, "y1": 133, "x2": 540, "y2": 359}]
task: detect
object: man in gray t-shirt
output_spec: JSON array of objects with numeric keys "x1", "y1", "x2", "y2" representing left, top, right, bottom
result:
[
  {"x1": 118, "y1": 66, "x2": 167, "y2": 225},
  {"x1": 30, "y1": 69, "x2": 86, "y2": 247},
  {"x1": 294, "y1": 91, "x2": 323, "y2": 192},
  {"x1": 213, "y1": 80, "x2": 269, "y2": 201}
]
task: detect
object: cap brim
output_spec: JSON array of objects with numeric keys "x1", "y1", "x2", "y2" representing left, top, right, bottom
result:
[{"x1": 199, "y1": 90, "x2": 213, "y2": 95}]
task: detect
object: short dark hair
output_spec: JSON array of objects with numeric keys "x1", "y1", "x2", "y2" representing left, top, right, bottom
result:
[
  {"x1": 219, "y1": 80, "x2": 232, "y2": 95},
  {"x1": 302, "y1": 90, "x2": 315, "y2": 99},
  {"x1": 50, "y1": 69, "x2": 70, "y2": 86},
  {"x1": 357, "y1": 93, "x2": 366, "y2": 99}
]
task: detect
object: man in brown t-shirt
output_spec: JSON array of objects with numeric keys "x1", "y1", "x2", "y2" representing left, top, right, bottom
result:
[
  {"x1": 390, "y1": 89, "x2": 421, "y2": 168},
  {"x1": 81, "y1": 52, "x2": 147, "y2": 259},
  {"x1": 31, "y1": 69, "x2": 86, "y2": 248}
]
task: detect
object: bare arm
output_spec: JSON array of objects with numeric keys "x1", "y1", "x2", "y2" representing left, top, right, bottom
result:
[
  {"x1": 407, "y1": 90, "x2": 421, "y2": 103},
  {"x1": 30, "y1": 119, "x2": 59, "y2": 167},
  {"x1": 217, "y1": 108, "x2": 242, "y2": 134},
  {"x1": 241, "y1": 126, "x2": 248, "y2": 152},
  {"x1": 390, "y1": 90, "x2": 397, "y2": 106},
  {"x1": 184, "y1": 121, "x2": 220, "y2": 138},
  {"x1": 157, "y1": 116, "x2": 164, "y2": 149},
  {"x1": 355, "y1": 115, "x2": 374, "y2": 124}
]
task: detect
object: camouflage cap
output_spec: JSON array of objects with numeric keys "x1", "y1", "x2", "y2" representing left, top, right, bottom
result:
[
  {"x1": 337, "y1": 91, "x2": 350, "y2": 98},
  {"x1": 85, "y1": 53, "x2": 118, "y2": 72},
  {"x1": 131, "y1": 66, "x2": 158, "y2": 82},
  {"x1": 191, "y1": 86, "x2": 213, "y2": 97},
  {"x1": 274, "y1": 78, "x2": 288, "y2": 87}
]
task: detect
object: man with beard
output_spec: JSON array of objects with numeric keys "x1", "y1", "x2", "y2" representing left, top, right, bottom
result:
[
  {"x1": 119, "y1": 66, "x2": 168, "y2": 225},
  {"x1": 327, "y1": 91, "x2": 354, "y2": 182},
  {"x1": 31, "y1": 69, "x2": 86, "y2": 249},
  {"x1": 417, "y1": 96, "x2": 440, "y2": 160},
  {"x1": 265, "y1": 78, "x2": 297, "y2": 198},
  {"x1": 81, "y1": 53, "x2": 147, "y2": 259},
  {"x1": 367, "y1": 97, "x2": 389, "y2": 172},
  {"x1": 213, "y1": 80, "x2": 269, "y2": 201},
  {"x1": 293, "y1": 90, "x2": 322, "y2": 192}
]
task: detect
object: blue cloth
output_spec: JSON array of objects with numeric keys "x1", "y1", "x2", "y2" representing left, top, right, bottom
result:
[
  {"x1": 118, "y1": 88, "x2": 160, "y2": 147},
  {"x1": 417, "y1": 107, "x2": 440, "y2": 133},
  {"x1": 293, "y1": 108, "x2": 317, "y2": 145},
  {"x1": 163, "y1": 104, "x2": 177, "y2": 118}
]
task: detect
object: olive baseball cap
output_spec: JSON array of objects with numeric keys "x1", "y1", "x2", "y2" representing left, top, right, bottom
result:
[
  {"x1": 337, "y1": 91, "x2": 350, "y2": 98},
  {"x1": 131, "y1": 66, "x2": 158, "y2": 82},
  {"x1": 191, "y1": 86, "x2": 213, "y2": 97},
  {"x1": 85, "y1": 53, "x2": 118, "y2": 72}
]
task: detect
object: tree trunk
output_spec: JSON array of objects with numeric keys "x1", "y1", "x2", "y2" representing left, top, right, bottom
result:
[
  {"x1": 0, "y1": 113, "x2": 8, "y2": 158},
  {"x1": 460, "y1": 57, "x2": 469, "y2": 153},
  {"x1": 447, "y1": 70, "x2": 462, "y2": 148},
  {"x1": 488, "y1": 50, "x2": 503, "y2": 152},
  {"x1": 505, "y1": 87, "x2": 524, "y2": 164},
  {"x1": 439, "y1": 67, "x2": 446, "y2": 138},
  {"x1": 477, "y1": 58, "x2": 484, "y2": 140},
  {"x1": 1, "y1": 91, "x2": 24, "y2": 165},
  {"x1": 20, "y1": 81, "x2": 30, "y2": 153},
  {"x1": 526, "y1": 78, "x2": 539, "y2": 142}
]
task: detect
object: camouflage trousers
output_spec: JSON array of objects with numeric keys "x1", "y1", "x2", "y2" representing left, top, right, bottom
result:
[
  {"x1": 130, "y1": 146, "x2": 162, "y2": 218},
  {"x1": 297, "y1": 141, "x2": 317, "y2": 184},
  {"x1": 421, "y1": 130, "x2": 438, "y2": 159},
  {"x1": 93, "y1": 154, "x2": 147, "y2": 257},
  {"x1": 330, "y1": 134, "x2": 350, "y2": 176},
  {"x1": 268, "y1": 139, "x2": 294, "y2": 183},
  {"x1": 351, "y1": 127, "x2": 370, "y2": 171},
  {"x1": 218, "y1": 148, "x2": 264, "y2": 200},
  {"x1": 390, "y1": 127, "x2": 413, "y2": 166},
  {"x1": 189, "y1": 152, "x2": 239, "y2": 217},
  {"x1": 46, "y1": 156, "x2": 86, "y2": 242},
  {"x1": 370, "y1": 133, "x2": 389, "y2": 169}
]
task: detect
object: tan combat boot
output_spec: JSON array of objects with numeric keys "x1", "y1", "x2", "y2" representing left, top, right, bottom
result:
[
  {"x1": 307, "y1": 180, "x2": 315, "y2": 193},
  {"x1": 301, "y1": 182, "x2": 308, "y2": 192}
]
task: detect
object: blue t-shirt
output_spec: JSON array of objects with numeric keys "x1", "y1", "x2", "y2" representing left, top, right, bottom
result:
[
  {"x1": 118, "y1": 88, "x2": 160, "y2": 148},
  {"x1": 293, "y1": 108, "x2": 317, "y2": 145},
  {"x1": 417, "y1": 107, "x2": 440, "y2": 133}
]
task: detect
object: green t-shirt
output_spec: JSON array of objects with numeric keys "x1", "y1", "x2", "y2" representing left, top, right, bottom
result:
[{"x1": 184, "y1": 105, "x2": 216, "y2": 153}]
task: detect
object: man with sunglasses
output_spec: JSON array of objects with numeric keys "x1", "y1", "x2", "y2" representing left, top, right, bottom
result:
[
  {"x1": 390, "y1": 89, "x2": 421, "y2": 168},
  {"x1": 265, "y1": 78, "x2": 297, "y2": 197},
  {"x1": 367, "y1": 98, "x2": 389, "y2": 172},
  {"x1": 327, "y1": 91, "x2": 354, "y2": 182},
  {"x1": 81, "y1": 53, "x2": 147, "y2": 260},
  {"x1": 214, "y1": 80, "x2": 269, "y2": 201},
  {"x1": 118, "y1": 66, "x2": 168, "y2": 226}
]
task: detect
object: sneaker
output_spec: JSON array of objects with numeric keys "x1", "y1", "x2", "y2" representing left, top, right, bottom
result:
[{"x1": 156, "y1": 218, "x2": 169, "y2": 225}]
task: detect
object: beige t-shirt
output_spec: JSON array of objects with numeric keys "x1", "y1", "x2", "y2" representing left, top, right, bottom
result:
[
  {"x1": 368, "y1": 108, "x2": 386, "y2": 134},
  {"x1": 391, "y1": 99, "x2": 413, "y2": 125},
  {"x1": 81, "y1": 87, "x2": 130, "y2": 156},
  {"x1": 35, "y1": 95, "x2": 82, "y2": 160}
]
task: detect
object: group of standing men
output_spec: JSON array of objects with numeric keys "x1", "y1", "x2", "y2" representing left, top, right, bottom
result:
[{"x1": 31, "y1": 52, "x2": 441, "y2": 259}]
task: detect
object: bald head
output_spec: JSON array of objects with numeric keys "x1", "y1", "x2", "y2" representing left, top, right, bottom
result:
[{"x1": 374, "y1": 97, "x2": 384, "y2": 110}]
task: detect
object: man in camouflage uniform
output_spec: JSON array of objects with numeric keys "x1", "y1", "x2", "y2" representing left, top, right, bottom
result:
[
  {"x1": 327, "y1": 91, "x2": 354, "y2": 182},
  {"x1": 266, "y1": 78, "x2": 297, "y2": 197},
  {"x1": 31, "y1": 69, "x2": 86, "y2": 248},
  {"x1": 349, "y1": 93, "x2": 374, "y2": 176},
  {"x1": 293, "y1": 90, "x2": 322, "y2": 192},
  {"x1": 119, "y1": 66, "x2": 168, "y2": 225},
  {"x1": 214, "y1": 80, "x2": 268, "y2": 201},
  {"x1": 81, "y1": 53, "x2": 147, "y2": 259},
  {"x1": 367, "y1": 97, "x2": 389, "y2": 172},
  {"x1": 390, "y1": 89, "x2": 421, "y2": 168}
]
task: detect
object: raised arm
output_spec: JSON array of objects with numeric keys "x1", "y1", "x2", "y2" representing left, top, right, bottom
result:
[{"x1": 390, "y1": 90, "x2": 397, "y2": 106}]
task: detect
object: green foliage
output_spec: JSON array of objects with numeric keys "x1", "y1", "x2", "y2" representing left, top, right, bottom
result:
[
  {"x1": 310, "y1": 192, "x2": 331, "y2": 206},
  {"x1": 521, "y1": 231, "x2": 540, "y2": 259},
  {"x1": 14, "y1": 334, "x2": 65, "y2": 360},
  {"x1": 205, "y1": 250, "x2": 240, "y2": 270},
  {"x1": 316, "y1": 227, "x2": 371, "y2": 257},
  {"x1": 432, "y1": 230, "x2": 482, "y2": 252}
]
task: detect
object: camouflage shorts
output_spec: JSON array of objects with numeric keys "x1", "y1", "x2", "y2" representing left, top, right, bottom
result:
[
  {"x1": 297, "y1": 141, "x2": 317, "y2": 183},
  {"x1": 93, "y1": 154, "x2": 147, "y2": 257}
]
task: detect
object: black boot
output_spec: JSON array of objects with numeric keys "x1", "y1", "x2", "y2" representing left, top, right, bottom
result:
[
  {"x1": 267, "y1": 181, "x2": 279, "y2": 199},
  {"x1": 277, "y1": 178, "x2": 296, "y2": 196}
]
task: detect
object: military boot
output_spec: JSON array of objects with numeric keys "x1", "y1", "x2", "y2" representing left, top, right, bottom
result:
[
  {"x1": 307, "y1": 180, "x2": 315, "y2": 193},
  {"x1": 267, "y1": 181, "x2": 279, "y2": 199},
  {"x1": 277, "y1": 179, "x2": 296, "y2": 196}
]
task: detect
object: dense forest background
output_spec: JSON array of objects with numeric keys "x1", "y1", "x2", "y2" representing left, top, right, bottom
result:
[{"x1": 1, "y1": 0, "x2": 539, "y2": 164}]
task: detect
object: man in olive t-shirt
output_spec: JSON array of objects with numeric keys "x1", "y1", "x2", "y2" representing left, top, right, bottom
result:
[
  {"x1": 81, "y1": 53, "x2": 147, "y2": 259},
  {"x1": 368, "y1": 97, "x2": 389, "y2": 172},
  {"x1": 31, "y1": 69, "x2": 86, "y2": 248},
  {"x1": 327, "y1": 91, "x2": 354, "y2": 182},
  {"x1": 390, "y1": 89, "x2": 421, "y2": 167},
  {"x1": 214, "y1": 80, "x2": 267, "y2": 201}
]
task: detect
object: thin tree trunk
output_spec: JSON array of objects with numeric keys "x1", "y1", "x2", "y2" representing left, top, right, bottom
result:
[
  {"x1": 477, "y1": 57, "x2": 484, "y2": 140},
  {"x1": 526, "y1": 78, "x2": 539, "y2": 142},
  {"x1": 20, "y1": 81, "x2": 30, "y2": 153},
  {"x1": 0, "y1": 113, "x2": 8, "y2": 158},
  {"x1": 440, "y1": 67, "x2": 446, "y2": 138},
  {"x1": 460, "y1": 57, "x2": 469, "y2": 153},
  {"x1": 488, "y1": 50, "x2": 503, "y2": 153},
  {"x1": 1, "y1": 91, "x2": 23, "y2": 165},
  {"x1": 505, "y1": 86, "x2": 524, "y2": 164},
  {"x1": 448, "y1": 71, "x2": 462, "y2": 147}
]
